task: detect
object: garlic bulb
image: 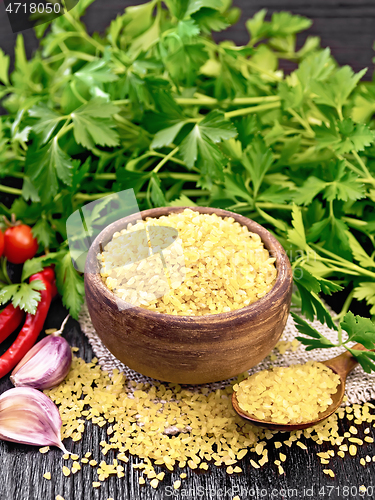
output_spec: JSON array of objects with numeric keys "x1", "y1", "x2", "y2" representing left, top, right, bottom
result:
[
  {"x1": 0, "y1": 387, "x2": 68, "y2": 453},
  {"x1": 10, "y1": 336, "x2": 72, "y2": 390}
]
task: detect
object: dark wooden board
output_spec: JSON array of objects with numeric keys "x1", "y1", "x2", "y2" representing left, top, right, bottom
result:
[{"x1": 1, "y1": 298, "x2": 375, "y2": 500}]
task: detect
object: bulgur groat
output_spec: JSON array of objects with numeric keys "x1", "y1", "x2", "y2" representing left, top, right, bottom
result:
[
  {"x1": 98, "y1": 208, "x2": 277, "y2": 315},
  {"x1": 233, "y1": 361, "x2": 341, "y2": 424}
]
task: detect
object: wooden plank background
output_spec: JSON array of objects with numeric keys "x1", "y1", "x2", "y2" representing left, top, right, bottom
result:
[{"x1": 0, "y1": 0, "x2": 375, "y2": 76}]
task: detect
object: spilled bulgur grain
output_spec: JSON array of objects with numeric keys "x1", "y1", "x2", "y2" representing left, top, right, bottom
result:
[
  {"x1": 39, "y1": 446, "x2": 49, "y2": 454},
  {"x1": 62, "y1": 466, "x2": 70, "y2": 477},
  {"x1": 45, "y1": 355, "x2": 375, "y2": 491},
  {"x1": 233, "y1": 361, "x2": 340, "y2": 424},
  {"x1": 43, "y1": 472, "x2": 51, "y2": 480},
  {"x1": 98, "y1": 208, "x2": 277, "y2": 315}
]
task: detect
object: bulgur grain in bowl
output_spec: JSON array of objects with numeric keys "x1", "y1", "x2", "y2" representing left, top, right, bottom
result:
[{"x1": 85, "y1": 206, "x2": 293, "y2": 384}]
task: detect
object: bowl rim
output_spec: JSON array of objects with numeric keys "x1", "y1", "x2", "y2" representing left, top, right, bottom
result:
[{"x1": 85, "y1": 206, "x2": 292, "y2": 323}]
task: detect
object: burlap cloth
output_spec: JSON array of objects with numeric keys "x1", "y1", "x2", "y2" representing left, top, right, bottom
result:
[{"x1": 78, "y1": 301, "x2": 375, "y2": 406}]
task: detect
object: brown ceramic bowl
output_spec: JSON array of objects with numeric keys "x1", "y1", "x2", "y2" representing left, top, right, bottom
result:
[{"x1": 84, "y1": 206, "x2": 293, "y2": 384}]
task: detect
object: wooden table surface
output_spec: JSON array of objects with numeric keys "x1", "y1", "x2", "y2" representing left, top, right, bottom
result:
[
  {"x1": 0, "y1": 299, "x2": 375, "y2": 500},
  {"x1": 1, "y1": 1, "x2": 375, "y2": 499}
]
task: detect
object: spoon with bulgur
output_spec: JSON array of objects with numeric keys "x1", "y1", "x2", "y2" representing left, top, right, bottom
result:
[{"x1": 232, "y1": 343, "x2": 369, "y2": 431}]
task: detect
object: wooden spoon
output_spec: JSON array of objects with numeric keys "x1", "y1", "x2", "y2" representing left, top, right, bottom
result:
[{"x1": 232, "y1": 343, "x2": 368, "y2": 431}]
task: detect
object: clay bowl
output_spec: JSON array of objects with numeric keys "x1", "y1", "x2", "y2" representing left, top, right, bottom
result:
[{"x1": 84, "y1": 206, "x2": 293, "y2": 384}]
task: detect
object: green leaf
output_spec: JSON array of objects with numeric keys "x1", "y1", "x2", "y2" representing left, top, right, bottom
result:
[
  {"x1": 165, "y1": 42, "x2": 208, "y2": 86},
  {"x1": 29, "y1": 104, "x2": 64, "y2": 144},
  {"x1": 115, "y1": 169, "x2": 149, "y2": 193},
  {"x1": 346, "y1": 231, "x2": 375, "y2": 269},
  {"x1": 341, "y1": 312, "x2": 375, "y2": 348},
  {"x1": 353, "y1": 282, "x2": 375, "y2": 315},
  {"x1": 257, "y1": 184, "x2": 293, "y2": 204},
  {"x1": 246, "y1": 10, "x2": 311, "y2": 43},
  {"x1": 75, "y1": 60, "x2": 119, "y2": 86},
  {"x1": 287, "y1": 204, "x2": 307, "y2": 250},
  {"x1": 55, "y1": 250, "x2": 85, "y2": 320},
  {"x1": 72, "y1": 98, "x2": 120, "y2": 150},
  {"x1": 295, "y1": 282, "x2": 337, "y2": 330},
  {"x1": 149, "y1": 174, "x2": 166, "y2": 207},
  {"x1": 295, "y1": 48, "x2": 335, "y2": 92},
  {"x1": 32, "y1": 217, "x2": 55, "y2": 249},
  {"x1": 192, "y1": 9, "x2": 228, "y2": 34},
  {"x1": 256, "y1": 205, "x2": 288, "y2": 232},
  {"x1": 224, "y1": 173, "x2": 252, "y2": 203},
  {"x1": 179, "y1": 110, "x2": 237, "y2": 169},
  {"x1": 270, "y1": 12, "x2": 312, "y2": 36},
  {"x1": 177, "y1": 19, "x2": 200, "y2": 40},
  {"x1": 311, "y1": 66, "x2": 367, "y2": 110},
  {"x1": 0, "y1": 281, "x2": 46, "y2": 315},
  {"x1": 0, "y1": 48, "x2": 10, "y2": 85},
  {"x1": 169, "y1": 194, "x2": 197, "y2": 206},
  {"x1": 348, "y1": 350, "x2": 375, "y2": 374},
  {"x1": 294, "y1": 267, "x2": 321, "y2": 295},
  {"x1": 14, "y1": 34, "x2": 28, "y2": 76},
  {"x1": 292, "y1": 177, "x2": 326, "y2": 206},
  {"x1": 164, "y1": 0, "x2": 190, "y2": 19},
  {"x1": 241, "y1": 136, "x2": 273, "y2": 198},
  {"x1": 292, "y1": 312, "x2": 336, "y2": 349},
  {"x1": 21, "y1": 253, "x2": 58, "y2": 282},
  {"x1": 197, "y1": 110, "x2": 238, "y2": 143},
  {"x1": 151, "y1": 122, "x2": 186, "y2": 149},
  {"x1": 323, "y1": 161, "x2": 365, "y2": 202},
  {"x1": 318, "y1": 278, "x2": 343, "y2": 295},
  {"x1": 342, "y1": 121, "x2": 374, "y2": 153},
  {"x1": 246, "y1": 9, "x2": 267, "y2": 43},
  {"x1": 185, "y1": 0, "x2": 224, "y2": 16},
  {"x1": 26, "y1": 138, "x2": 74, "y2": 204}
]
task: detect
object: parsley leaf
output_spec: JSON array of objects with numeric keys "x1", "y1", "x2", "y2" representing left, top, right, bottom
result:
[
  {"x1": 353, "y1": 283, "x2": 375, "y2": 315},
  {"x1": 21, "y1": 253, "x2": 58, "y2": 282},
  {"x1": 242, "y1": 136, "x2": 273, "y2": 198},
  {"x1": 179, "y1": 110, "x2": 237, "y2": 176},
  {"x1": 0, "y1": 280, "x2": 46, "y2": 315},
  {"x1": 72, "y1": 98, "x2": 120, "y2": 150},
  {"x1": 292, "y1": 312, "x2": 336, "y2": 350},
  {"x1": 340, "y1": 311, "x2": 375, "y2": 349},
  {"x1": 26, "y1": 138, "x2": 74, "y2": 204},
  {"x1": 0, "y1": 48, "x2": 10, "y2": 86},
  {"x1": 29, "y1": 104, "x2": 64, "y2": 144},
  {"x1": 287, "y1": 204, "x2": 307, "y2": 250},
  {"x1": 32, "y1": 217, "x2": 55, "y2": 249},
  {"x1": 312, "y1": 66, "x2": 367, "y2": 111},
  {"x1": 323, "y1": 161, "x2": 365, "y2": 202},
  {"x1": 55, "y1": 250, "x2": 85, "y2": 320}
]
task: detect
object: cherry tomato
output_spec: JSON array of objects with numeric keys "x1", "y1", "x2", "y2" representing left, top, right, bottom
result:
[
  {"x1": 0, "y1": 230, "x2": 4, "y2": 257},
  {"x1": 4, "y1": 225, "x2": 38, "y2": 264}
]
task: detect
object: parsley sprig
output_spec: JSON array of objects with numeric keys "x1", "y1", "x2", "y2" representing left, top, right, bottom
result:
[{"x1": 292, "y1": 311, "x2": 375, "y2": 373}]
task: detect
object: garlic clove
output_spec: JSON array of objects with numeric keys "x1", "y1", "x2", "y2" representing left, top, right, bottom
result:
[
  {"x1": 0, "y1": 387, "x2": 68, "y2": 453},
  {"x1": 11, "y1": 336, "x2": 72, "y2": 390}
]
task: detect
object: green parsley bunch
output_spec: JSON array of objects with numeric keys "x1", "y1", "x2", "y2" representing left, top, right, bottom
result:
[{"x1": 0, "y1": 0, "x2": 374, "y2": 369}]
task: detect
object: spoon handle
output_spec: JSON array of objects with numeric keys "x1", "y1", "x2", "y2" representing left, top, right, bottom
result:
[{"x1": 322, "y1": 343, "x2": 368, "y2": 380}]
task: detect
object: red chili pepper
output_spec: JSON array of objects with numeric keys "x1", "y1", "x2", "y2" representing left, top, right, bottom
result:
[
  {"x1": 0, "y1": 304, "x2": 25, "y2": 344},
  {"x1": 0, "y1": 274, "x2": 53, "y2": 379},
  {"x1": 30, "y1": 268, "x2": 58, "y2": 299},
  {"x1": 39, "y1": 266, "x2": 55, "y2": 284}
]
